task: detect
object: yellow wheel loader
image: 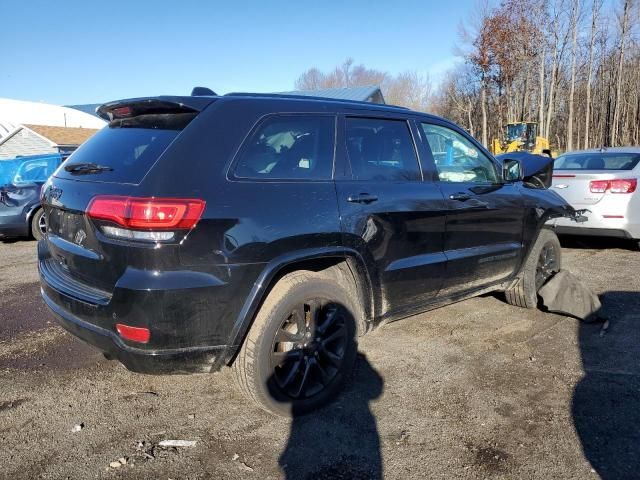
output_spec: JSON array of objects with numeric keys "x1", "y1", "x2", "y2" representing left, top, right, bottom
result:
[{"x1": 491, "y1": 122, "x2": 552, "y2": 156}]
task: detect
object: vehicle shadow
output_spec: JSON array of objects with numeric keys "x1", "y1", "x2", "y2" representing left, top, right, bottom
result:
[
  {"x1": 0, "y1": 237, "x2": 31, "y2": 244},
  {"x1": 277, "y1": 352, "x2": 384, "y2": 480},
  {"x1": 572, "y1": 291, "x2": 640, "y2": 479},
  {"x1": 559, "y1": 235, "x2": 638, "y2": 251}
]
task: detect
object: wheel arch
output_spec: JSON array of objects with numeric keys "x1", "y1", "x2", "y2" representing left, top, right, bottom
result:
[{"x1": 223, "y1": 247, "x2": 378, "y2": 366}]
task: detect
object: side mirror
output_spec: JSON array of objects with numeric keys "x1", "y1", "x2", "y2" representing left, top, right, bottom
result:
[
  {"x1": 496, "y1": 152, "x2": 554, "y2": 189},
  {"x1": 503, "y1": 159, "x2": 523, "y2": 183}
]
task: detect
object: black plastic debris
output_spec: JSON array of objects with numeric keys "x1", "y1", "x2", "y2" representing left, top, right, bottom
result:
[{"x1": 539, "y1": 270, "x2": 604, "y2": 323}]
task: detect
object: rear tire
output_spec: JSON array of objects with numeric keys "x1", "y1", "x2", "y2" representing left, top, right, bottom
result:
[
  {"x1": 232, "y1": 270, "x2": 361, "y2": 416},
  {"x1": 505, "y1": 229, "x2": 562, "y2": 308},
  {"x1": 30, "y1": 208, "x2": 46, "y2": 241}
]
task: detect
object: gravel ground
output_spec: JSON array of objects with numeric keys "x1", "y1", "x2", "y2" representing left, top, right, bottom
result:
[{"x1": 0, "y1": 236, "x2": 639, "y2": 480}]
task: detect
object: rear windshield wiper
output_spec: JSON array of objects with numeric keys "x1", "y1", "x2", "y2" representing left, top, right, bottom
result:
[{"x1": 64, "y1": 162, "x2": 113, "y2": 175}]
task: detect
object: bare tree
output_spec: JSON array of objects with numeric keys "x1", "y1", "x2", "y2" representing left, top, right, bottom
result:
[
  {"x1": 293, "y1": 59, "x2": 432, "y2": 112},
  {"x1": 566, "y1": 0, "x2": 582, "y2": 151},
  {"x1": 611, "y1": 0, "x2": 633, "y2": 145},
  {"x1": 584, "y1": 0, "x2": 603, "y2": 148}
]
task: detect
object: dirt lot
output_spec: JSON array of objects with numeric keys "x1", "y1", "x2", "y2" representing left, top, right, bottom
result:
[{"x1": 1, "y1": 237, "x2": 639, "y2": 480}]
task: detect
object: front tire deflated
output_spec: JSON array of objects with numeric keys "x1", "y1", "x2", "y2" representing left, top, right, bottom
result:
[
  {"x1": 232, "y1": 270, "x2": 362, "y2": 416},
  {"x1": 505, "y1": 229, "x2": 562, "y2": 309}
]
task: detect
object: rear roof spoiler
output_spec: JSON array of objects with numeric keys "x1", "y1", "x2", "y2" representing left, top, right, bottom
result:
[{"x1": 96, "y1": 96, "x2": 217, "y2": 121}]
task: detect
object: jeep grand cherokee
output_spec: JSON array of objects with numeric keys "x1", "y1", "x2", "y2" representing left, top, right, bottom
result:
[{"x1": 39, "y1": 91, "x2": 576, "y2": 415}]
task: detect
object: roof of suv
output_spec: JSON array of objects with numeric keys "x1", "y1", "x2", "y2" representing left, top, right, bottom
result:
[
  {"x1": 223, "y1": 91, "x2": 410, "y2": 112},
  {"x1": 97, "y1": 92, "x2": 444, "y2": 122}
]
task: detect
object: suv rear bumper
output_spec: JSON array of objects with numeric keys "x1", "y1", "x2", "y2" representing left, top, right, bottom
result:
[
  {"x1": 37, "y1": 240, "x2": 258, "y2": 374},
  {"x1": 41, "y1": 287, "x2": 229, "y2": 374}
]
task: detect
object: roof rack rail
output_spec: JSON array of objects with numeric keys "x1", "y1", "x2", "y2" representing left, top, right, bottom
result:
[{"x1": 223, "y1": 91, "x2": 410, "y2": 110}]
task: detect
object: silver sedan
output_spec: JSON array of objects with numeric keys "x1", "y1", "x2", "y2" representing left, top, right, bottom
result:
[{"x1": 548, "y1": 147, "x2": 639, "y2": 246}]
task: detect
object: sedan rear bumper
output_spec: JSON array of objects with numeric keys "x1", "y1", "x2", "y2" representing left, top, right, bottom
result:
[{"x1": 547, "y1": 200, "x2": 640, "y2": 240}]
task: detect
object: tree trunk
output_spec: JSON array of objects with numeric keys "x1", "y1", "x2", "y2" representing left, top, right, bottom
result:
[
  {"x1": 612, "y1": 0, "x2": 631, "y2": 146},
  {"x1": 584, "y1": 0, "x2": 600, "y2": 149},
  {"x1": 481, "y1": 75, "x2": 488, "y2": 147},
  {"x1": 566, "y1": 0, "x2": 580, "y2": 152},
  {"x1": 538, "y1": 46, "x2": 546, "y2": 137},
  {"x1": 545, "y1": 44, "x2": 558, "y2": 143}
]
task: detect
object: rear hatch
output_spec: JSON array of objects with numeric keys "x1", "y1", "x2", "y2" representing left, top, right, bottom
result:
[
  {"x1": 40, "y1": 96, "x2": 214, "y2": 301},
  {"x1": 552, "y1": 152, "x2": 640, "y2": 206}
]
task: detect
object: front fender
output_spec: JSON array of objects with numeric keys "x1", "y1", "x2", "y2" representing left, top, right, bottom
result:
[{"x1": 518, "y1": 185, "x2": 576, "y2": 267}]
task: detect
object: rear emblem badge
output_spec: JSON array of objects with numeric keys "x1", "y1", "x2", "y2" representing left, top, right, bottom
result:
[
  {"x1": 74, "y1": 229, "x2": 87, "y2": 246},
  {"x1": 555, "y1": 184, "x2": 569, "y2": 189}
]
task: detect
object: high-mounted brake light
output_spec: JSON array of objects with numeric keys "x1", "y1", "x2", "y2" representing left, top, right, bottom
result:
[
  {"x1": 115, "y1": 323, "x2": 150, "y2": 343},
  {"x1": 589, "y1": 179, "x2": 637, "y2": 194},
  {"x1": 112, "y1": 106, "x2": 132, "y2": 118},
  {"x1": 87, "y1": 196, "x2": 206, "y2": 230}
]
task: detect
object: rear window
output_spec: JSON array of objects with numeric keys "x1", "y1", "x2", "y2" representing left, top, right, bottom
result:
[
  {"x1": 54, "y1": 112, "x2": 195, "y2": 184},
  {"x1": 555, "y1": 153, "x2": 640, "y2": 171}
]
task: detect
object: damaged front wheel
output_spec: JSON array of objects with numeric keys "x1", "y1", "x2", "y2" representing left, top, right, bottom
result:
[{"x1": 505, "y1": 229, "x2": 562, "y2": 309}]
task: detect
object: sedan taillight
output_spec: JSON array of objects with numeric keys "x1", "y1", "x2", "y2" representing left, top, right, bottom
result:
[
  {"x1": 610, "y1": 178, "x2": 637, "y2": 194},
  {"x1": 589, "y1": 179, "x2": 637, "y2": 194}
]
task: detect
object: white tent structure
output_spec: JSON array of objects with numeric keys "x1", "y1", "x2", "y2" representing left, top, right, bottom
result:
[{"x1": 0, "y1": 98, "x2": 106, "y2": 133}]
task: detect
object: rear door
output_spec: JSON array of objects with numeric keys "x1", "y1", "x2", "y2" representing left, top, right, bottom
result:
[
  {"x1": 419, "y1": 121, "x2": 525, "y2": 296},
  {"x1": 335, "y1": 115, "x2": 447, "y2": 315}
]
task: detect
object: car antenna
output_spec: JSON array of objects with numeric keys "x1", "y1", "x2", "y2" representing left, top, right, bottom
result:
[{"x1": 191, "y1": 86, "x2": 217, "y2": 96}]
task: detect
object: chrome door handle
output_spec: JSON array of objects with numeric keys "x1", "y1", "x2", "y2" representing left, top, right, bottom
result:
[
  {"x1": 449, "y1": 192, "x2": 471, "y2": 201},
  {"x1": 347, "y1": 193, "x2": 379, "y2": 204}
]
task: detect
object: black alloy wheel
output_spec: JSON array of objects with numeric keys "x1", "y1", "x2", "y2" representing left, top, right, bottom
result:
[
  {"x1": 535, "y1": 242, "x2": 559, "y2": 290},
  {"x1": 270, "y1": 300, "x2": 349, "y2": 400}
]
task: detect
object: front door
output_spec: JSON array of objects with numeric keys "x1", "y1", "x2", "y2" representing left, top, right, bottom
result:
[
  {"x1": 419, "y1": 121, "x2": 525, "y2": 297},
  {"x1": 335, "y1": 116, "x2": 448, "y2": 316}
]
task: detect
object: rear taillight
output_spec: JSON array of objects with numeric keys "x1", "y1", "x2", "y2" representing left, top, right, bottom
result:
[
  {"x1": 610, "y1": 178, "x2": 637, "y2": 194},
  {"x1": 589, "y1": 179, "x2": 637, "y2": 194},
  {"x1": 87, "y1": 196, "x2": 205, "y2": 241},
  {"x1": 589, "y1": 180, "x2": 609, "y2": 193}
]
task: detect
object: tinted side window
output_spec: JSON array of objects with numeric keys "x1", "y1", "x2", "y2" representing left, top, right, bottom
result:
[
  {"x1": 421, "y1": 123, "x2": 498, "y2": 184},
  {"x1": 345, "y1": 118, "x2": 421, "y2": 181},
  {"x1": 234, "y1": 115, "x2": 335, "y2": 180}
]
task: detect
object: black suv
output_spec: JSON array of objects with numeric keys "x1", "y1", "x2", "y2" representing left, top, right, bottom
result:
[{"x1": 39, "y1": 92, "x2": 575, "y2": 415}]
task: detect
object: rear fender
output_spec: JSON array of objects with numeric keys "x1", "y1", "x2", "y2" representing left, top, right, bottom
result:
[{"x1": 221, "y1": 247, "x2": 378, "y2": 365}]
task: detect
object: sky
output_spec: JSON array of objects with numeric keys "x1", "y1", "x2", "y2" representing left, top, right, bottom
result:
[{"x1": 0, "y1": 0, "x2": 477, "y2": 105}]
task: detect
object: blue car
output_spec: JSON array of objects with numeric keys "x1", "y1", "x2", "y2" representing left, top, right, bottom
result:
[{"x1": 0, "y1": 153, "x2": 64, "y2": 240}]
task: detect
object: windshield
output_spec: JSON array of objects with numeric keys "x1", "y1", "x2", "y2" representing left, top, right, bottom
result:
[
  {"x1": 506, "y1": 124, "x2": 527, "y2": 142},
  {"x1": 0, "y1": 155, "x2": 62, "y2": 187},
  {"x1": 555, "y1": 152, "x2": 640, "y2": 170}
]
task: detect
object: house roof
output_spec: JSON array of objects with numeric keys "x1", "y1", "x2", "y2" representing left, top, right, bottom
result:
[
  {"x1": 278, "y1": 85, "x2": 385, "y2": 104},
  {"x1": 23, "y1": 124, "x2": 99, "y2": 146},
  {"x1": 0, "y1": 121, "x2": 18, "y2": 142}
]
